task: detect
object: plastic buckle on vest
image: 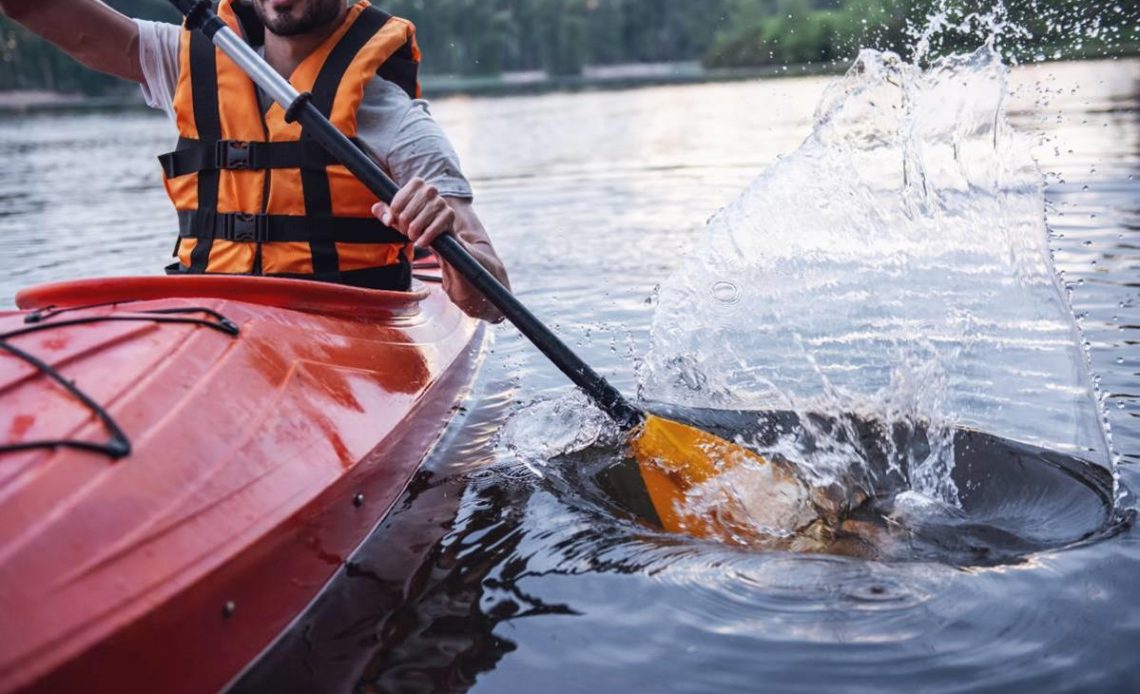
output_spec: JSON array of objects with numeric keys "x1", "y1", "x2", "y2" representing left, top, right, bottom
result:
[
  {"x1": 217, "y1": 140, "x2": 253, "y2": 170},
  {"x1": 228, "y1": 213, "x2": 270, "y2": 243}
]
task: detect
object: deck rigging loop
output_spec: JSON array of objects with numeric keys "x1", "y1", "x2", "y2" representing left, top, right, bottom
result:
[{"x1": 0, "y1": 306, "x2": 240, "y2": 459}]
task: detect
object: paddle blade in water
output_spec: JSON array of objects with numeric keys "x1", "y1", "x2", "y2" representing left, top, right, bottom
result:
[{"x1": 628, "y1": 414, "x2": 819, "y2": 541}]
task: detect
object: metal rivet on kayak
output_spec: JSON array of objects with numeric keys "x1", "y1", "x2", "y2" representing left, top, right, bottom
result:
[
  {"x1": 222, "y1": 601, "x2": 236, "y2": 619},
  {"x1": 353, "y1": 493, "x2": 365, "y2": 508}
]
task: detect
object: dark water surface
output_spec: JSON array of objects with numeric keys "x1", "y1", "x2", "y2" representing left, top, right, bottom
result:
[{"x1": 1, "y1": 59, "x2": 1138, "y2": 692}]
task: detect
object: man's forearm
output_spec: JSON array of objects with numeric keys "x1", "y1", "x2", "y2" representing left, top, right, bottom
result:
[
  {"x1": 441, "y1": 199, "x2": 510, "y2": 323},
  {"x1": 1, "y1": 0, "x2": 143, "y2": 83}
]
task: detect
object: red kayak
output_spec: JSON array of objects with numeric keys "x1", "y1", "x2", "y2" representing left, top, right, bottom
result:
[{"x1": 0, "y1": 273, "x2": 483, "y2": 693}]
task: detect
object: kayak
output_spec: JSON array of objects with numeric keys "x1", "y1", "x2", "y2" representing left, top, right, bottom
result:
[{"x1": 0, "y1": 272, "x2": 484, "y2": 693}]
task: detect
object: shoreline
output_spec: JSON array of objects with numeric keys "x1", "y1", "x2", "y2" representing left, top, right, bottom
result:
[
  {"x1": 2, "y1": 54, "x2": 1136, "y2": 114},
  {"x1": 0, "y1": 62, "x2": 850, "y2": 115},
  {"x1": 0, "y1": 90, "x2": 149, "y2": 114},
  {"x1": 423, "y1": 61, "x2": 842, "y2": 98}
]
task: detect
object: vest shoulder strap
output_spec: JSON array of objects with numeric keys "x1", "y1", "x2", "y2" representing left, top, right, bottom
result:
[
  {"x1": 308, "y1": 5, "x2": 413, "y2": 116},
  {"x1": 231, "y1": 0, "x2": 265, "y2": 47},
  {"x1": 185, "y1": 29, "x2": 222, "y2": 274}
]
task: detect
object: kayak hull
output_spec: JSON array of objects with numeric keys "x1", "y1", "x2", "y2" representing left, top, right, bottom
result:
[{"x1": 0, "y1": 275, "x2": 483, "y2": 693}]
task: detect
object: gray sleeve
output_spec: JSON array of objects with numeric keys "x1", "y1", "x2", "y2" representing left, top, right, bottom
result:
[
  {"x1": 356, "y1": 79, "x2": 474, "y2": 200},
  {"x1": 133, "y1": 19, "x2": 182, "y2": 122}
]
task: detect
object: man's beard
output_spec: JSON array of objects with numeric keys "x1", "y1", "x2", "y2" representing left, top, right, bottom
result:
[{"x1": 253, "y1": 0, "x2": 344, "y2": 37}]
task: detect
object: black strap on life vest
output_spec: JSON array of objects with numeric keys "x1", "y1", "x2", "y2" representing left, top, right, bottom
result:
[
  {"x1": 309, "y1": 7, "x2": 392, "y2": 118},
  {"x1": 177, "y1": 210, "x2": 406, "y2": 244},
  {"x1": 187, "y1": 29, "x2": 221, "y2": 273},
  {"x1": 163, "y1": 264, "x2": 413, "y2": 292},
  {"x1": 377, "y1": 28, "x2": 419, "y2": 99},
  {"x1": 159, "y1": 137, "x2": 370, "y2": 178},
  {"x1": 231, "y1": 0, "x2": 265, "y2": 47},
  {"x1": 270, "y1": 263, "x2": 412, "y2": 290},
  {"x1": 301, "y1": 6, "x2": 393, "y2": 276}
]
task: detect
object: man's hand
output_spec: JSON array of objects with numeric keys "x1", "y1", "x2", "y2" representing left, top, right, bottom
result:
[
  {"x1": 372, "y1": 178, "x2": 510, "y2": 323},
  {"x1": 372, "y1": 177, "x2": 454, "y2": 250}
]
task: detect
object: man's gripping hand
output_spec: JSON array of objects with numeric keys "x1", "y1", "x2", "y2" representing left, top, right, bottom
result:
[
  {"x1": 372, "y1": 177, "x2": 511, "y2": 323},
  {"x1": 372, "y1": 177, "x2": 454, "y2": 250}
]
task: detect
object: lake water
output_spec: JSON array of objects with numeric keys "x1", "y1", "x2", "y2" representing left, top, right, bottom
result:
[{"x1": 1, "y1": 58, "x2": 1137, "y2": 692}]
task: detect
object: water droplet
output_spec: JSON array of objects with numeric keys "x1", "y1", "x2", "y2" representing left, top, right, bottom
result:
[{"x1": 711, "y1": 281, "x2": 741, "y2": 304}]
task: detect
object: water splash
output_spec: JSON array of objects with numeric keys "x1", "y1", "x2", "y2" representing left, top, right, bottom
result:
[
  {"x1": 496, "y1": 391, "x2": 621, "y2": 479},
  {"x1": 639, "y1": 45, "x2": 1113, "y2": 513}
]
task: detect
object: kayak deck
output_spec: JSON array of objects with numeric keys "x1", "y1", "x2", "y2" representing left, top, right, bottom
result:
[{"x1": 0, "y1": 275, "x2": 483, "y2": 693}]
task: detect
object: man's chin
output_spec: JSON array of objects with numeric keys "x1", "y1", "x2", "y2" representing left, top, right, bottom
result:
[
  {"x1": 254, "y1": 1, "x2": 343, "y2": 37},
  {"x1": 263, "y1": 17, "x2": 309, "y2": 36}
]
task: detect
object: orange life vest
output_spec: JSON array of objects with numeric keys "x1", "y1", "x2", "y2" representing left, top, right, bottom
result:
[{"x1": 160, "y1": 0, "x2": 421, "y2": 290}]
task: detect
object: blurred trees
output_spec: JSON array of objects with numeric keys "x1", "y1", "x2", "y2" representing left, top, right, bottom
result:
[
  {"x1": 1, "y1": 0, "x2": 1136, "y2": 95},
  {"x1": 702, "y1": 0, "x2": 1140, "y2": 68},
  {"x1": 386, "y1": 0, "x2": 1137, "y2": 74},
  {"x1": 384, "y1": 0, "x2": 738, "y2": 76}
]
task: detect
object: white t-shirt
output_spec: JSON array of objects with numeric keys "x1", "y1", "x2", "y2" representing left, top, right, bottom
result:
[{"x1": 134, "y1": 19, "x2": 473, "y2": 199}]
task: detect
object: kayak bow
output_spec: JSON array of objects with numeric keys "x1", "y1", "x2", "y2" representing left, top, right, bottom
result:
[{"x1": 0, "y1": 274, "x2": 483, "y2": 693}]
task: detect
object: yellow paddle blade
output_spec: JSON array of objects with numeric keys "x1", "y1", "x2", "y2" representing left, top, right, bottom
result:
[{"x1": 628, "y1": 414, "x2": 818, "y2": 541}]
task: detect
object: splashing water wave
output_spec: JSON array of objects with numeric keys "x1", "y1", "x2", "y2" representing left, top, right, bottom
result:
[
  {"x1": 497, "y1": 42, "x2": 1122, "y2": 559},
  {"x1": 638, "y1": 46, "x2": 1113, "y2": 513}
]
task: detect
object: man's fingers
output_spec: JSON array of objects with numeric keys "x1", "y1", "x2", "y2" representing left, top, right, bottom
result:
[
  {"x1": 414, "y1": 206, "x2": 455, "y2": 248},
  {"x1": 407, "y1": 197, "x2": 448, "y2": 240},
  {"x1": 398, "y1": 188, "x2": 434, "y2": 235},
  {"x1": 384, "y1": 178, "x2": 424, "y2": 227},
  {"x1": 372, "y1": 179, "x2": 455, "y2": 248}
]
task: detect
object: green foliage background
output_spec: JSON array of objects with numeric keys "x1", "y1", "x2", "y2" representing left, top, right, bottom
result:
[
  {"x1": 1, "y1": 0, "x2": 1136, "y2": 94},
  {"x1": 700, "y1": 0, "x2": 1139, "y2": 69}
]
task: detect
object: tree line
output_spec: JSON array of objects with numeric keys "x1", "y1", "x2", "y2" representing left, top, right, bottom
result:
[
  {"x1": 702, "y1": 0, "x2": 1139, "y2": 69},
  {"x1": 2, "y1": 0, "x2": 1136, "y2": 95}
]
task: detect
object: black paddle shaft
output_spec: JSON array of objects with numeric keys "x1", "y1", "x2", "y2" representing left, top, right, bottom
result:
[{"x1": 171, "y1": 0, "x2": 643, "y2": 431}]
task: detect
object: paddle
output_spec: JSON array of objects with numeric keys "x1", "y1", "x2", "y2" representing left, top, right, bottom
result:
[{"x1": 168, "y1": 0, "x2": 819, "y2": 540}]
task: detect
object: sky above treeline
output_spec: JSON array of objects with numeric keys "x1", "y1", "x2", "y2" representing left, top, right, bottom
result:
[{"x1": 1, "y1": 0, "x2": 1136, "y2": 94}]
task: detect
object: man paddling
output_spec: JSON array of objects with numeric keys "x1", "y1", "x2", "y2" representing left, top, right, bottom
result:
[{"x1": 0, "y1": 0, "x2": 509, "y2": 321}]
